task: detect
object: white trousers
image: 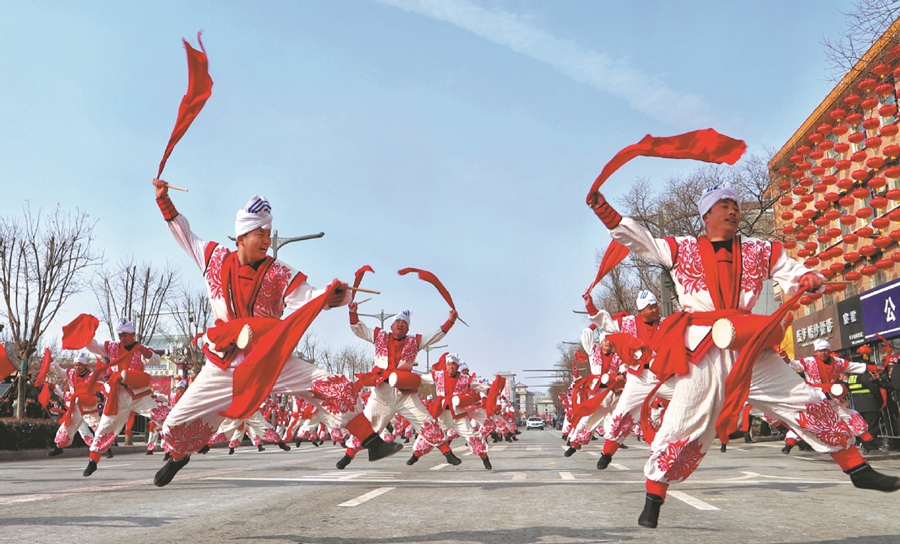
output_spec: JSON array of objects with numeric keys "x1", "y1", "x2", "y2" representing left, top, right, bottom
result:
[{"x1": 603, "y1": 369, "x2": 674, "y2": 444}]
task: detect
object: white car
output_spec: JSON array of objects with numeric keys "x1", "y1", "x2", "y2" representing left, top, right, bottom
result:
[{"x1": 526, "y1": 417, "x2": 545, "y2": 430}]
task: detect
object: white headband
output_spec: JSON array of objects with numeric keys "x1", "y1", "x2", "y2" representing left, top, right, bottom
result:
[
  {"x1": 235, "y1": 195, "x2": 273, "y2": 237},
  {"x1": 176, "y1": 380, "x2": 188, "y2": 389},
  {"x1": 813, "y1": 338, "x2": 831, "y2": 351},
  {"x1": 115, "y1": 318, "x2": 135, "y2": 335},
  {"x1": 636, "y1": 290, "x2": 658, "y2": 311},
  {"x1": 74, "y1": 353, "x2": 88, "y2": 365},
  {"x1": 393, "y1": 310, "x2": 411, "y2": 325},
  {"x1": 698, "y1": 183, "x2": 741, "y2": 218}
]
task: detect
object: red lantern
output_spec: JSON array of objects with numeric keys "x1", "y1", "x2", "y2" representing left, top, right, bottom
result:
[
  {"x1": 834, "y1": 142, "x2": 851, "y2": 154},
  {"x1": 871, "y1": 197, "x2": 889, "y2": 209},
  {"x1": 880, "y1": 124, "x2": 899, "y2": 137},
  {"x1": 800, "y1": 194, "x2": 814, "y2": 203},
  {"x1": 804, "y1": 209, "x2": 818, "y2": 220},
  {"x1": 858, "y1": 78, "x2": 877, "y2": 92},
  {"x1": 845, "y1": 271, "x2": 863, "y2": 281},
  {"x1": 793, "y1": 202, "x2": 808, "y2": 211},
  {"x1": 875, "y1": 236, "x2": 893, "y2": 249},
  {"x1": 822, "y1": 268, "x2": 835, "y2": 279},
  {"x1": 858, "y1": 344, "x2": 874, "y2": 355},
  {"x1": 884, "y1": 144, "x2": 900, "y2": 157},
  {"x1": 852, "y1": 169, "x2": 870, "y2": 180},
  {"x1": 861, "y1": 264, "x2": 879, "y2": 276},
  {"x1": 825, "y1": 192, "x2": 840, "y2": 202},
  {"x1": 784, "y1": 225, "x2": 796, "y2": 235},
  {"x1": 852, "y1": 187, "x2": 870, "y2": 199},
  {"x1": 873, "y1": 216, "x2": 891, "y2": 229},
  {"x1": 849, "y1": 132, "x2": 866, "y2": 144},
  {"x1": 802, "y1": 224, "x2": 817, "y2": 234},
  {"x1": 860, "y1": 244, "x2": 878, "y2": 257},
  {"x1": 866, "y1": 136, "x2": 883, "y2": 149},
  {"x1": 791, "y1": 170, "x2": 804, "y2": 179},
  {"x1": 877, "y1": 258, "x2": 894, "y2": 270},
  {"x1": 813, "y1": 183, "x2": 827, "y2": 194},
  {"x1": 817, "y1": 123, "x2": 834, "y2": 134},
  {"x1": 808, "y1": 133, "x2": 823, "y2": 144},
  {"x1": 797, "y1": 249, "x2": 810, "y2": 258},
  {"x1": 779, "y1": 196, "x2": 794, "y2": 207},
  {"x1": 816, "y1": 232, "x2": 831, "y2": 242},
  {"x1": 777, "y1": 166, "x2": 792, "y2": 176},
  {"x1": 799, "y1": 161, "x2": 812, "y2": 171},
  {"x1": 836, "y1": 160, "x2": 853, "y2": 172},
  {"x1": 840, "y1": 214, "x2": 858, "y2": 225},
  {"x1": 876, "y1": 82, "x2": 895, "y2": 95},
  {"x1": 843, "y1": 233, "x2": 860, "y2": 245},
  {"x1": 800, "y1": 296, "x2": 813, "y2": 306},
  {"x1": 891, "y1": 209, "x2": 900, "y2": 221},
  {"x1": 821, "y1": 161, "x2": 836, "y2": 171},
  {"x1": 820, "y1": 140, "x2": 835, "y2": 151},
  {"x1": 832, "y1": 124, "x2": 849, "y2": 136},
  {"x1": 797, "y1": 145, "x2": 811, "y2": 155},
  {"x1": 845, "y1": 94, "x2": 862, "y2": 107},
  {"x1": 826, "y1": 227, "x2": 843, "y2": 238},
  {"x1": 861, "y1": 97, "x2": 880, "y2": 111},
  {"x1": 799, "y1": 177, "x2": 814, "y2": 187},
  {"x1": 859, "y1": 226, "x2": 875, "y2": 238},
  {"x1": 847, "y1": 112, "x2": 864, "y2": 125},
  {"x1": 892, "y1": 251, "x2": 900, "y2": 262},
  {"x1": 797, "y1": 231, "x2": 810, "y2": 240},
  {"x1": 888, "y1": 189, "x2": 900, "y2": 201},
  {"x1": 811, "y1": 166, "x2": 827, "y2": 176},
  {"x1": 779, "y1": 180, "x2": 793, "y2": 191},
  {"x1": 792, "y1": 186, "x2": 807, "y2": 196},
  {"x1": 879, "y1": 104, "x2": 898, "y2": 117},
  {"x1": 867, "y1": 156, "x2": 885, "y2": 170},
  {"x1": 874, "y1": 63, "x2": 893, "y2": 77},
  {"x1": 795, "y1": 216, "x2": 810, "y2": 226},
  {"x1": 810, "y1": 149, "x2": 825, "y2": 160},
  {"x1": 838, "y1": 196, "x2": 856, "y2": 207},
  {"x1": 830, "y1": 108, "x2": 847, "y2": 121},
  {"x1": 868, "y1": 176, "x2": 887, "y2": 189},
  {"x1": 804, "y1": 241, "x2": 819, "y2": 251},
  {"x1": 784, "y1": 241, "x2": 797, "y2": 249},
  {"x1": 845, "y1": 252, "x2": 862, "y2": 263},
  {"x1": 891, "y1": 229, "x2": 900, "y2": 242},
  {"x1": 851, "y1": 150, "x2": 868, "y2": 163},
  {"x1": 805, "y1": 258, "x2": 821, "y2": 268},
  {"x1": 830, "y1": 261, "x2": 845, "y2": 273}
]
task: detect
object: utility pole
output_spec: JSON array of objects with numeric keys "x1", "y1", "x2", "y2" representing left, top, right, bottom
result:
[
  {"x1": 228, "y1": 229, "x2": 324, "y2": 260},
  {"x1": 422, "y1": 344, "x2": 448, "y2": 368},
  {"x1": 358, "y1": 310, "x2": 396, "y2": 329}
]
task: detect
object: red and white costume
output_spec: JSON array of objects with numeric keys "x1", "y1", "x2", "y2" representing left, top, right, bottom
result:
[
  {"x1": 50, "y1": 357, "x2": 101, "y2": 449},
  {"x1": 567, "y1": 328, "x2": 626, "y2": 449},
  {"x1": 157, "y1": 197, "x2": 370, "y2": 460},
  {"x1": 415, "y1": 367, "x2": 490, "y2": 458}
]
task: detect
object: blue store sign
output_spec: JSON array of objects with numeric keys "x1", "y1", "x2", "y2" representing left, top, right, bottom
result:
[{"x1": 861, "y1": 278, "x2": 900, "y2": 340}]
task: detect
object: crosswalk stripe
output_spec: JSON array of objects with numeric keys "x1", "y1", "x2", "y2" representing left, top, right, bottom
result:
[
  {"x1": 339, "y1": 487, "x2": 395, "y2": 507},
  {"x1": 668, "y1": 490, "x2": 719, "y2": 511},
  {"x1": 429, "y1": 463, "x2": 450, "y2": 471}
]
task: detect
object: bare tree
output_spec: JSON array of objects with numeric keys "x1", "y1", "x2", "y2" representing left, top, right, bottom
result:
[
  {"x1": 92, "y1": 258, "x2": 179, "y2": 344},
  {"x1": 0, "y1": 204, "x2": 101, "y2": 417},
  {"x1": 822, "y1": 0, "x2": 900, "y2": 82},
  {"x1": 319, "y1": 343, "x2": 371, "y2": 379},
  {"x1": 161, "y1": 286, "x2": 213, "y2": 376}
]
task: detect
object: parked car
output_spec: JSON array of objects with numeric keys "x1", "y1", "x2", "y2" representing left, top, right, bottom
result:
[{"x1": 526, "y1": 416, "x2": 545, "y2": 430}]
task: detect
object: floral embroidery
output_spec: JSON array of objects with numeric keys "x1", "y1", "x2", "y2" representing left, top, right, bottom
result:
[
  {"x1": 229, "y1": 438, "x2": 242, "y2": 448},
  {"x1": 433, "y1": 371, "x2": 447, "y2": 397},
  {"x1": 374, "y1": 331, "x2": 389, "y2": 360},
  {"x1": 420, "y1": 420, "x2": 445, "y2": 444},
  {"x1": 673, "y1": 239, "x2": 708, "y2": 295},
  {"x1": 263, "y1": 428, "x2": 281, "y2": 444},
  {"x1": 208, "y1": 432, "x2": 227, "y2": 445},
  {"x1": 673, "y1": 238, "x2": 773, "y2": 296},
  {"x1": 311, "y1": 376, "x2": 359, "y2": 415},
  {"x1": 656, "y1": 437, "x2": 705, "y2": 483},
  {"x1": 147, "y1": 443, "x2": 156, "y2": 452},
  {"x1": 254, "y1": 262, "x2": 293, "y2": 318},
  {"x1": 55, "y1": 427, "x2": 70, "y2": 447},
  {"x1": 796, "y1": 399, "x2": 853, "y2": 447},
  {"x1": 163, "y1": 418, "x2": 215, "y2": 455},
  {"x1": 149, "y1": 404, "x2": 170, "y2": 424},
  {"x1": 251, "y1": 435, "x2": 263, "y2": 446},
  {"x1": 480, "y1": 418, "x2": 496, "y2": 436},
  {"x1": 739, "y1": 240, "x2": 771, "y2": 297},
  {"x1": 92, "y1": 431, "x2": 117, "y2": 453},
  {"x1": 82, "y1": 435, "x2": 93, "y2": 447},
  {"x1": 330, "y1": 428, "x2": 343, "y2": 442},
  {"x1": 607, "y1": 412, "x2": 636, "y2": 441},
  {"x1": 848, "y1": 412, "x2": 868, "y2": 436},
  {"x1": 205, "y1": 245, "x2": 229, "y2": 299},
  {"x1": 801, "y1": 358, "x2": 822, "y2": 384},
  {"x1": 468, "y1": 435, "x2": 487, "y2": 455},
  {"x1": 382, "y1": 432, "x2": 395, "y2": 443},
  {"x1": 106, "y1": 342, "x2": 145, "y2": 372},
  {"x1": 373, "y1": 330, "x2": 419, "y2": 368},
  {"x1": 413, "y1": 434, "x2": 433, "y2": 455},
  {"x1": 573, "y1": 426, "x2": 592, "y2": 446},
  {"x1": 447, "y1": 428, "x2": 460, "y2": 441}
]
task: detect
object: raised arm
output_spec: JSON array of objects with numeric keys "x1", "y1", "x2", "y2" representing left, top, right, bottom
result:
[
  {"x1": 348, "y1": 300, "x2": 376, "y2": 343},
  {"x1": 153, "y1": 178, "x2": 209, "y2": 271},
  {"x1": 419, "y1": 310, "x2": 458, "y2": 350},
  {"x1": 588, "y1": 192, "x2": 675, "y2": 268}
]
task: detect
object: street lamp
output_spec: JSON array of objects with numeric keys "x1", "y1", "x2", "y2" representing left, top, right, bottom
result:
[
  {"x1": 228, "y1": 229, "x2": 324, "y2": 260},
  {"x1": 357, "y1": 310, "x2": 396, "y2": 329},
  {"x1": 422, "y1": 344, "x2": 448, "y2": 368}
]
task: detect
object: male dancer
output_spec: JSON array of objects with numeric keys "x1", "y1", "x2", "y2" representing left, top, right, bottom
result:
[
  {"x1": 152, "y1": 179, "x2": 400, "y2": 486},
  {"x1": 48, "y1": 353, "x2": 101, "y2": 457},
  {"x1": 589, "y1": 183, "x2": 900, "y2": 528}
]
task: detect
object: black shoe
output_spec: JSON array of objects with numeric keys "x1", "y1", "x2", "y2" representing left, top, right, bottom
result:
[
  {"x1": 597, "y1": 453, "x2": 612, "y2": 470},
  {"x1": 164, "y1": 452, "x2": 171, "y2": 461},
  {"x1": 295, "y1": 438, "x2": 303, "y2": 448},
  {"x1": 444, "y1": 451, "x2": 462, "y2": 466},
  {"x1": 197, "y1": 444, "x2": 210, "y2": 454},
  {"x1": 278, "y1": 442, "x2": 291, "y2": 452},
  {"x1": 407, "y1": 454, "x2": 419, "y2": 466},
  {"x1": 48, "y1": 446, "x2": 64, "y2": 457},
  {"x1": 153, "y1": 456, "x2": 190, "y2": 487},
  {"x1": 846, "y1": 463, "x2": 900, "y2": 492},
  {"x1": 798, "y1": 441, "x2": 813, "y2": 452},
  {"x1": 512, "y1": 435, "x2": 518, "y2": 441},
  {"x1": 312, "y1": 439, "x2": 320, "y2": 447},
  {"x1": 619, "y1": 443, "x2": 629, "y2": 450},
  {"x1": 257, "y1": 445, "x2": 265, "y2": 452},
  {"x1": 564, "y1": 446, "x2": 577, "y2": 457},
  {"x1": 340, "y1": 440, "x2": 347, "y2": 448},
  {"x1": 781, "y1": 444, "x2": 793, "y2": 454},
  {"x1": 106, "y1": 449, "x2": 114, "y2": 459},
  {"x1": 720, "y1": 443, "x2": 727, "y2": 453},
  {"x1": 362, "y1": 433, "x2": 404, "y2": 462},
  {"x1": 505, "y1": 436, "x2": 513, "y2": 443},
  {"x1": 82, "y1": 460, "x2": 97, "y2": 477},
  {"x1": 336, "y1": 454, "x2": 353, "y2": 470},
  {"x1": 404, "y1": 437, "x2": 410, "y2": 443},
  {"x1": 482, "y1": 456, "x2": 492, "y2": 470},
  {"x1": 228, "y1": 447, "x2": 235, "y2": 455},
  {"x1": 637, "y1": 493, "x2": 664, "y2": 528},
  {"x1": 146, "y1": 450, "x2": 154, "y2": 455}
]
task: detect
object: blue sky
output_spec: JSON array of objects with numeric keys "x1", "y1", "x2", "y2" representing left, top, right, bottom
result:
[{"x1": 0, "y1": 1, "x2": 856, "y2": 390}]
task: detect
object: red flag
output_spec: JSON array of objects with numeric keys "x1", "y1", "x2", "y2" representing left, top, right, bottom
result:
[
  {"x1": 585, "y1": 240, "x2": 630, "y2": 296},
  {"x1": 34, "y1": 348, "x2": 52, "y2": 387},
  {"x1": 352, "y1": 265, "x2": 374, "y2": 301},
  {"x1": 157, "y1": 32, "x2": 213, "y2": 178},
  {"x1": 221, "y1": 281, "x2": 338, "y2": 420},
  {"x1": 484, "y1": 375, "x2": 507, "y2": 416},
  {"x1": 0, "y1": 344, "x2": 17, "y2": 380},
  {"x1": 61, "y1": 314, "x2": 99, "y2": 350},
  {"x1": 586, "y1": 128, "x2": 747, "y2": 203},
  {"x1": 398, "y1": 268, "x2": 457, "y2": 310},
  {"x1": 38, "y1": 383, "x2": 52, "y2": 409}
]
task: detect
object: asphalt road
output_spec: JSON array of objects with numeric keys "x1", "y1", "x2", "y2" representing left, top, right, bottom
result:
[{"x1": 2, "y1": 429, "x2": 900, "y2": 544}]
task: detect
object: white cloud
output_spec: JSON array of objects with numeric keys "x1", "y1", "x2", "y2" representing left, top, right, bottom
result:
[{"x1": 378, "y1": 0, "x2": 712, "y2": 127}]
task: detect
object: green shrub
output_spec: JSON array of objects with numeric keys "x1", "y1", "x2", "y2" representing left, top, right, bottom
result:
[{"x1": 0, "y1": 418, "x2": 64, "y2": 450}]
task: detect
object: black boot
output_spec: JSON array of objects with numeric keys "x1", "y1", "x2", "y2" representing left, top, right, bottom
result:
[
  {"x1": 228, "y1": 447, "x2": 235, "y2": 455},
  {"x1": 295, "y1": 438, "x2": 303, "y2": 448},
  {"x1": 164, "y1": 452, "x2": 171, "y2": 461},
  {"x1": 444, "y1": 451, "x2": 462, "y2": 466},
  {"x1": 106, "y1": 448, "x2": 114, "y2": 459},
  {"x1": 619, "y1": 443, "x2": 628, "y2": 449},
  {"x1": 564, "y1": 446, "x2": 577, "y2": 457},
  {"x1": 312, "y1": 439, "x2": 321, "y2": 447},
  {"x1": 82, "y1": 460, "x2": 97, "y2": 477},
  {"x1": 482, "y1": 456, "x2": 492, "y2": 470},
  {"x1": 48, "y1": 446, "x2": 64, "y2": 457},
  {"x1": 846, "y1": 463, "x2": 900, "y2": 492},
  {"x1": 146, "y1": 450, "x2": 154, "y2": 455},
  {"x1": 278, "y1": 442, "x2": 291, "y2": 452},
  {"x1": 404, "y1": 437, "x2": 410, "y2": 443},
  {"x1": 362, "y1": 433, "x2": 403, "y2": 462},
  {"x1": 257, "y1": 444, "x2": 265, "y2": 452},
  {"x1": 637, "y1": 493, "x2": 664, "y2": 528},
  {"x1": 597, "y1": 453, "x2": 612, "y2": 470},
  {"x1": 336, "y1": 454, "x2": 353, "y2": 470},
  {"x1": 781, "y1": 444, "x2": 793, "y2": 454},
  {"x1": 406, "y1": 454, "x2": 419, "y2": 465},
  {"x1": 154, "y1": 456, "x2": 190, "y2": 487},
  {"x1": 720, "y1": 443, "x2": 727, "y2": 453},
  {"x1": 197, "y1": 444, "x2": 210, "y2": 454}
]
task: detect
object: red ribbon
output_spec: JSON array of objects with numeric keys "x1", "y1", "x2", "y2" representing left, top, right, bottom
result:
[
  {"x1": 0, "y1": 343, "x2": 17, "y2": 381},
  {"x1": 586, "y1": 128, "x2": 747, "y2": 203},
  {"x1": 398, "y1": 268, "x2": 457, "y2": 310},
  {"x1": 352, "y1": 265, "x2": 374, "y2": 301},
  {"x1": 157, "y1": 32, "x2": 213, "y2": 178},
  {"x1": 34, "y1": 348, "x2": 52, "y2": 387},
  {"x1": 61, "y1": 314, "x2": 99, "y2": 351},
  {"x1": 585, "y1": 240, "x2": 630, "y2": 296}
]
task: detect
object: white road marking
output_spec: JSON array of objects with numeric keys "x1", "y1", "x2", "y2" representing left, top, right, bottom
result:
[
  {"x1": 610, "y1": 463, "x2": 630, "y2": 471},
  {"x1": 429, "y1": 463, "x2": 450, "y2": 471},
  {"x1": 668, "y1": 490, "x2": 720, "y2": 511},
  {"x1": 526, "y1": 446, "x2": 541, "y2": 451},
  {"x1": 491, "y1": 445, "x2": 508, "y2": 452},
  {"x1": 559, "y1": 472, "x2": 575, "y2": 480},
  {"x1": 339, "y1": 486, "x2": 395, "y2": 507},
  {"x1": 462, "y1": 451, "x2": 473, "y2": 456}
]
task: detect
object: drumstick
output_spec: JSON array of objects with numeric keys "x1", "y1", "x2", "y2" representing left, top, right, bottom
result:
[{"x1": 347, "y1": 286, "x2": 380, "y2": 294}]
